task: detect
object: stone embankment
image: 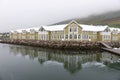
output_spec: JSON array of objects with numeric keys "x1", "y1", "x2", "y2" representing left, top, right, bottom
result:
[
  {"x1": 0, "y1": 40, "x2": 101, "y2": 50},
  {"x1": 0, "y1": 40, "x2": 120, "y2": 50}
]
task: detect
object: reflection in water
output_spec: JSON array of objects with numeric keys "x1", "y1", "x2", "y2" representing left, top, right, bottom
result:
[{"x1": 9, "y1": 45, "x2": 120, "y2": 73}]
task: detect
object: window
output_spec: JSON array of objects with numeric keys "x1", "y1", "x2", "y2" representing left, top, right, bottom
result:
[
  {"x1": 105, "y1": 28, "x2": 110, "y2": 32},
  {"x1": 113, "y1": 36, "x2": 115, "y2": 40},
  {"x1": 74, "y1": 27, "x2": 77, "y2": 32},
  {"x1": 69, "y1": 27, "x2": 72, "y2": 32},
  {"x1": 31, "y1": 30, "x2": 34, "y2": 34},
  {"x1": 54, "y1": 35, "x2": 56, "y2": 39},
  {"x1": 82, "y1": 35, "x2": 85, "y2": 39},
  {"x1": 83, "y1": 35, "x2": 89, "y2": 40},
  {"x1": 59, "y1": 35, "x2": 60, "y2": 39},
  {"x1": 116, "y1": 37, "x2": 118, "y2": 40},
  {"x1": 60, "y1": 35, "x2": 63, "y2": 39},
  {"x1": 58, "y1": 35, "x2": 59, "y2": 39},
  {"x1": 93, "y1": 32, "x2": 96, "y2": 34},
  {"x1": 108, "y1": 36, "x2": 110, "y2": 39},
  {"x1": 82, "y1": 35, "x2": 86, "y2": 39},
  {"x1": 89, "y1": 36, "x2": 91, "y2": 39},
  {"x1": 104, "y1": 35, "x2": 110, "y2": 40},
  {"x1": 62, "y1": 35, "x2": 64, "y2": 39},
  {"x1": 74, "y1": 34, "x2": 77, "y2": 39},
  {"x1": 65, "y1": 35, "x2": 68, "y2": 39},
  {"x1": 94, "y1": 36, "x2": 97, "y2": 39},
  {"x1": 104, "y1": 35, "x2": 106, "y2": 39},
  {"x1": 40, "y1": 27, "x2": 44, "y2": 31},
  {"x1": 86, "y1": 35, "x2": 89, "y2": 39},
  {"x1": 69, "y1": 34, "x2": 72, "y2": 39},
  {"x1": 78, "y1": 35, "x2": 81, "y2": 39},
  {"x1": 83, "y1": 31, "x2": 87, "y2": 34}
]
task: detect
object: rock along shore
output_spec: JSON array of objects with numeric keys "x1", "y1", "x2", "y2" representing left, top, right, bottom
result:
[{"x1": 0, "y1": 40, "x2": 120, "y2": 50}]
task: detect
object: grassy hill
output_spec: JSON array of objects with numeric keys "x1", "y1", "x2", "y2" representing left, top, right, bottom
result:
[{"x1": 52, "y1": 10, "x2": 120, "y2": 28}]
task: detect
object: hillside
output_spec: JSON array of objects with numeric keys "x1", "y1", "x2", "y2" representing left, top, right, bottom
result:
[{"x1": 52, "y1": 10, "x2": 120, "y2": 28}]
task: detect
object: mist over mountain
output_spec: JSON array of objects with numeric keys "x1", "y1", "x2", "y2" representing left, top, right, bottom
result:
[{"x1": 52, "y1": 10, "x2": 120, "y2": 28}]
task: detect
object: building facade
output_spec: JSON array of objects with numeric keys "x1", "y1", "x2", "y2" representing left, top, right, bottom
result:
[{"x1": 9, "y1": 20, "x2": 120, "y2": 42}]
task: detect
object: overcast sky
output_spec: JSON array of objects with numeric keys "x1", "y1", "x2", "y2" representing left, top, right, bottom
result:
[{"x1": 0, "y1": 0, "x2": 120, "y2": 32}]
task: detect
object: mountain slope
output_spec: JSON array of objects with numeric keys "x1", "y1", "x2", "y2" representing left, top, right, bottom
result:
[{"x1": 52, "y1": 10, "x2": 120, "y2": 28}]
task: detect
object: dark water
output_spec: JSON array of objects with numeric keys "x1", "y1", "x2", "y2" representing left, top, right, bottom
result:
[{"x1": 0, "y1": 43, "x2": 120, "y2": 80}]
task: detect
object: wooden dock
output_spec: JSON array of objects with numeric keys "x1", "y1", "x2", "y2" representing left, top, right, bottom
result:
[
  {"x1": 102, "y1": 48, "x2": 120, "y2": 55},
  {"x1": 100, "y1": 42, "x2": 120, "y2": 56}
]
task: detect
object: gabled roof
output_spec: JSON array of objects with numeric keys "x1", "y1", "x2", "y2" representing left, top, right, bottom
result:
[
  {"x1": 110, "y1": 27, "x2": 120, "y2": 31},
  {"x1": 9, "y1": 20, "x2": 111, "y2": 33},
  {"x1": 64, "y1": 20, "x2": 82, "y2": 29},
  {"x1": 29, "y1": 27, "x2": 40, "y2": 32},
  {"x1": 10, "y1": 30, "x2": 14, "y2": 33},
  {"x1": 42, "y1": 24, "x2": 67, "y2": 31},
  {"x1": 40, "y1": 22, "x2": 108, "y2": 32},
  {"x1": 16, "y1": 29, "x2": 23, "y2": 33},
  {"x1": 63, "y1": 20, "x2": 108, "y2": 32},
  {"x1": 80, "y1": 24, "x2": 108, "y2": 32},
  {"x1": 10, "y1": 27, "x2": 41, "y2": 33},
  {"x1": 25, "y1": 28, "x2": 31, "y2": 32}
]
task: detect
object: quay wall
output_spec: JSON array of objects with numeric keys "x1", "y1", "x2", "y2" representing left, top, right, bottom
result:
[{"x1": 0, "y1": 40, "x2": 120, "y2": 50}]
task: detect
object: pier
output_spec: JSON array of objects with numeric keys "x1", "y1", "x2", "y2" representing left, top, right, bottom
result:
[
  {"x1": 102, "y1": 48, "x2": 120, "y2": 55},
  {"x1": 100, "y1": 42, "x2": 120, "y2": 56}
]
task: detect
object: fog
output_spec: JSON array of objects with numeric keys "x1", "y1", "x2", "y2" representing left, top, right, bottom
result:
[{"x1": 0, "y1": 0, "x2": 120, "y2": 32}]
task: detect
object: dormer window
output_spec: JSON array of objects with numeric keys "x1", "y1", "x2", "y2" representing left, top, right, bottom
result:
[
  {"x1": 105, "y1": 27, "x2": 110, "y2": 32},
  {"x1": 23, "y1": 30, "x2": 26, "y2": 33},
  {"x1": 93, "y1": 32, "x2": 97, "y2": 34},
  {"x1": 40, "y1": 27, "x2": 44, "y2": 31},
  {"x1": 14, "y1": 31, "x2": 17, "y2": 34},
  {"x1": 30, "y1": 29, "x2": 34, "y2": 34},
  {"x1": 41, "y1": 28, "x2": 44, "y2": 31}
]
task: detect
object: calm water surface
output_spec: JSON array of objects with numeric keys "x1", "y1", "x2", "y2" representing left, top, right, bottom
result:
[{"x1": 0, "y1": 43, "x2": 120, "y2": 80}]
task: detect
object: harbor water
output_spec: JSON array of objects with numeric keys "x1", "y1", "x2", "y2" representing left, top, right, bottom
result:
[{"x1": 0, "y1": 43, "x2": 120, "y2": 80}]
